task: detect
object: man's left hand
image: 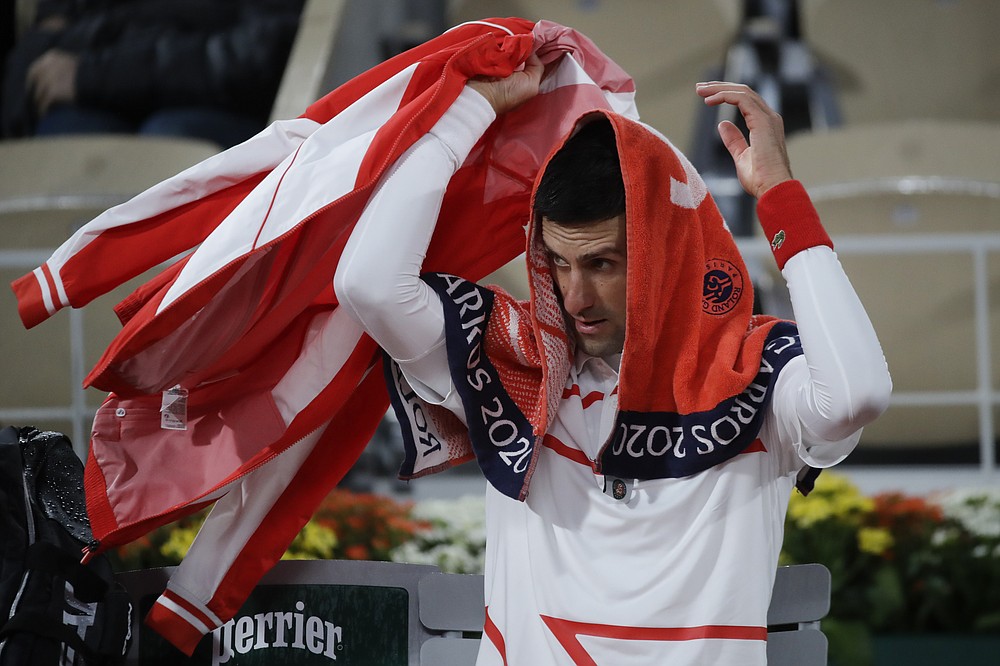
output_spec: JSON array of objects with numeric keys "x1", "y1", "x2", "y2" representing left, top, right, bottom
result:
[
  {"x1": 696, "y1": 81, "x2": 793, "y2": 199},
  {"x1": 27, "y1": 49, "x2": 79, "y2": 116}
]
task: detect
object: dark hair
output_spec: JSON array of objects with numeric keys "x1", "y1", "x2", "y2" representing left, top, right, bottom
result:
[{"x1": 532, "y1": 118, "x2": 625, "y2": 224}]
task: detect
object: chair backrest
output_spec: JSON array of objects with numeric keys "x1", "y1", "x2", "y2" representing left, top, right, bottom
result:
[
  {"x1": 114, "y1": 561, "x2": 830, "y2": 665},
  {"x1": 766, "y1": 564, "x2": 831, "y2": 666},
  {"x1": 417, "y1": 571, "x2": 486, "y2": 664}
]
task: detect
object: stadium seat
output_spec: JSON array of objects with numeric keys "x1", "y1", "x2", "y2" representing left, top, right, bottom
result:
[
  {"x1": 772, "y1": 119, "x2": 1000, "y2": 452},
  {"x1": 799, "y1": 0, "x2": 1000, "y2": 125},
  {"x1": 0, "y1": 136, "x2": 220, "y2": 448}
]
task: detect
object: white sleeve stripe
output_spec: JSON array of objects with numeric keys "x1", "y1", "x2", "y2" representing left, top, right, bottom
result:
[
  {"x1": 156, "y1": 596, "x2": 215, "y2": 635},
  {"x1": 33, "y1": 267, "x2": 55, "y2": 314}
]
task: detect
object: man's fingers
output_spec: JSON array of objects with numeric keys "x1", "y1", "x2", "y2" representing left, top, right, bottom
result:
[
  {"x1": 27, "y1": 55, "x2": 53, "y2": 109},
  {"x1": 514, "y1": 52, "x2": 544, "y2": 97},
  {"x1": 523, "y1": 52, "x2": 544, "y2": 81},
  {"x1": 27, "y1": 70, "x2": 51, "y2": 113},
  {"x1": 717, "y1": 120, "x2": 747, "y2": 161},
  {"x1": 700, "y1": 89, "x2": 769, "y2": 118},
  {"x1": 32, "y1": 80, "x2": 51, "y2": 114},
  {"x1": 696, "y1": 81, "x2": 751, "y2": 100},
  {"x1": 697, "y1": 81, "x2": 793, "y2": 198},
  {"x1": 471, "y1": 51, "x2": 544, "y2": 114},
  {"x1": 697, "y1": 82, "x2": 777, "y2": 125},
  {"x1": 26, "y1": 59, "x2": 41, "y2": 89}
]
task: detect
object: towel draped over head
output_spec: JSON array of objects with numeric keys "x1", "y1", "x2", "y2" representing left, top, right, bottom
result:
[{"x1": 390, "y1": 110, "x2": 806, "y2": 500}]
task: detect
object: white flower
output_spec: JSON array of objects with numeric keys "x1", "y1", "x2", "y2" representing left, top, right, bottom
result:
[
  {"x1": 390, "y1": 495, "x2": 487, "y2": 573},
  {"x1": 930, "y1": 527, "x2": 955, "y2": 547},
  {"x1": 937, "y1": 486, "x2": 1000, "y2": 538}
]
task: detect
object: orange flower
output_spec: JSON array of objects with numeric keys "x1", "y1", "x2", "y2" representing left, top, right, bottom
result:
[{"x1": 872, "y1": 492, "x2": 943, "y2": 530}]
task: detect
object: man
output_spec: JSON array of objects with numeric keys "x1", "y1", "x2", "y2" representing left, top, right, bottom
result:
[{"x1": 335, "y1": 52, "x2": 890, "y2": 664}]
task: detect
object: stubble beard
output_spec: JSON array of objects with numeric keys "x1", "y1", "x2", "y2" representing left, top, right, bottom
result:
[{"x1": 567, "y1": 313, "x2": 625, "y2": 359}]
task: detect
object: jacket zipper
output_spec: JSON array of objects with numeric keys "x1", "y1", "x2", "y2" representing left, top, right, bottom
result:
[{"x1": 0, "y1": 473, "x2": 39, "y2": 656}]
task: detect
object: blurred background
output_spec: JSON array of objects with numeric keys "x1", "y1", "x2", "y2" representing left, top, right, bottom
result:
[
  {"x1": 2, "y1": 2, "x2": 997, "y2": 662},
  {"x1": 4, "y1": 0, "x2": 995, "y2": 497}
]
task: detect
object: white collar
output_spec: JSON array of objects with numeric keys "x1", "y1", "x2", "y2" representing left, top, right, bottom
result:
[{"x1": 573, "y1": 350, "x2": 622, "y2": 377}]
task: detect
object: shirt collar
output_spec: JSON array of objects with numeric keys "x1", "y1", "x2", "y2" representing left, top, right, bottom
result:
[{"x1": 574, "y1": 350, "x2": 622, "y2": 377}]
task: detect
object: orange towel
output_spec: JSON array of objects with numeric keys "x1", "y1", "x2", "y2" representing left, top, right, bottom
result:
[{"x1": 392, "y1": 111, "x2": 813, "y2": 498}]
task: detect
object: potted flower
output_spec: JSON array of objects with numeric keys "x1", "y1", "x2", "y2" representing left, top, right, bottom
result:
[
  {"x1": 110, "y1": 489, "x2": 430, "y2": 568},
  {"x1": 782, "y1": 474, "x2": 1000, "y2": 666}
]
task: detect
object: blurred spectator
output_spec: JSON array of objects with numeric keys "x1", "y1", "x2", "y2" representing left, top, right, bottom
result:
[
  {"x1": 1, "y1": 0, "x2": 16, "y2": 114},
  {"x1": 2, "y1": 0, "x2": 304, "y2": 148}
]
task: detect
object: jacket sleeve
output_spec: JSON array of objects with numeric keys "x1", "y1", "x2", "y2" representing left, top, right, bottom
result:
[
  {"x1": 334, "y1": 86, "x2": 497, "y2": 405},
  {"x1": 72, "y1": 0, "x2": 304, "y2": 119}
]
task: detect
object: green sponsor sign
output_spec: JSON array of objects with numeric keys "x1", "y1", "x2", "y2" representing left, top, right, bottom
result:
[{"x1": 139, "y1": 584, "x2": 409, "y2": 665}]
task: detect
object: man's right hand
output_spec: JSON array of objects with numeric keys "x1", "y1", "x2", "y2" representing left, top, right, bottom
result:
[{"x1": 467, "y1": 53, "x2": 544, "y2": 115}]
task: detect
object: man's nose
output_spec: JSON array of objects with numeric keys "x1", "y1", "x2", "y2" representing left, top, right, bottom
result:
[{"x1": 560, "y1": 270, "x2": 594, "y2": 315}]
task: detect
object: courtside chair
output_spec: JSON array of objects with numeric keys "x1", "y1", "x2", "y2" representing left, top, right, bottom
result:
[{"x1": 115, "y1": 560, "x2": 831, "y2": 665}]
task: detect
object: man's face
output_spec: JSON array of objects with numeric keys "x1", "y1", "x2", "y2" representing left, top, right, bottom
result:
[{"x1": 540, "y1": 214, "x2": 628, "y2": 360}]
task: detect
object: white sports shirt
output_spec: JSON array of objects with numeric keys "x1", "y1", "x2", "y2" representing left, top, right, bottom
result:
[{"x1": 334, "y1": 87, "x2": 891, "y2": 665}]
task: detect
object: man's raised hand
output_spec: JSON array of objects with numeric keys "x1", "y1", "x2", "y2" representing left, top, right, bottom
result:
[
  {"x1": 696, "y1": 82, "x2": 793, "y2": 199},
  {"x1": 468, "y1": 53, "x2": 544, "y2": 116}
]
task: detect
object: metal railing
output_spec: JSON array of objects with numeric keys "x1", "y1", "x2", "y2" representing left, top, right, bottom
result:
[
  {"x1": 738, "y1": 232, "x2": 999, "y2": 478},
  {"x1": 2, "y1": 232, "x2": 998, "y2": 475},
  {"x1": 0, "y1": 248, "x2": 94, "y2": 457}
]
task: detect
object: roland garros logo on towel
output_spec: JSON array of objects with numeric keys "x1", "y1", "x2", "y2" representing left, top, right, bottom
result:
[{"x1": 702, "y1": 258, "x2": 744, "y2": 315}]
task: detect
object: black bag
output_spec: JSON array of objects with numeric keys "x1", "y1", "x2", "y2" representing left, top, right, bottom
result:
[{"x1": 0, "y1": 426, "x2": 132, "y2": 665}]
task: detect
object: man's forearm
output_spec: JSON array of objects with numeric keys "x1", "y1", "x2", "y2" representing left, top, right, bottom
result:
[{"x1": 761, "y1": 182, "x2": 892, "y2": 442}]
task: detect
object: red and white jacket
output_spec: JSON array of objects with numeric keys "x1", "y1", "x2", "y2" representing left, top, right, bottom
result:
[{"x1": 11, "y1": 18, "x2": 637, "y2": 654}]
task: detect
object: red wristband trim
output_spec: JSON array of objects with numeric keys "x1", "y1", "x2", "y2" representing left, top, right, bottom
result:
[{"x1": 756, "y1": 180, "x2": 833, "y2": 270}]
